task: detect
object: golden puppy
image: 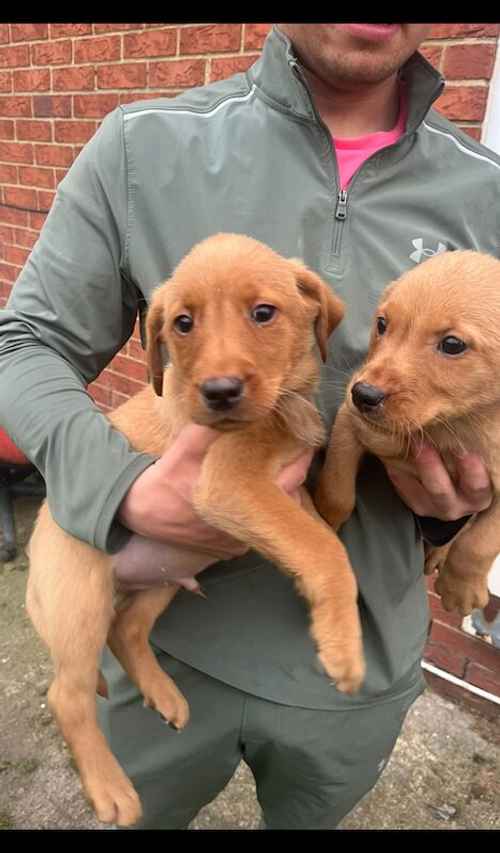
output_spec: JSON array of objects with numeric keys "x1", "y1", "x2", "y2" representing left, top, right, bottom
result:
[
  {"x1": 26, "y1": 234, "x2": 364, "y2": 827},
  {"x1": 316, "y1": 250, "x2": 500, "y2": 617}
]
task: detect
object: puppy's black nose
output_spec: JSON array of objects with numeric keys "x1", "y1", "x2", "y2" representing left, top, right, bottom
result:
[
  {"x1": 351, "y1": 382, "x2": 385, "y2": 412},
  {"x1": 200, "y1": 377, "x2": 244, "y2": 411}
]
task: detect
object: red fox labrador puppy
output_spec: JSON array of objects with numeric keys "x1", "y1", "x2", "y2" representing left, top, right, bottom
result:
[
  {"x1": 26, "y1": 234, "x2": 364, "y2": 827},
  {"x1": 316, "y1": 250, "x2": 499, "y2": 618}
]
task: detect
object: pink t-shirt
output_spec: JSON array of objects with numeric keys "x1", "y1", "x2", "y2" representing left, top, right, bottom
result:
[{"x1": 333, "y1": 91, "x2": 408, "y2": 190}]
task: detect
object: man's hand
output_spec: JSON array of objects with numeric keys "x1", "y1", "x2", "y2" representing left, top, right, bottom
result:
[
  {"x1": 385, "y1": 442, "x2": 492, "y2": 521},
  {"x1": 116, "y1": 424, "x2": 314, "y2": 587}
]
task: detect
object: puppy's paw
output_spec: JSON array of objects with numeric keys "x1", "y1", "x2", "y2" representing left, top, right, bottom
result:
[
  {"x1": 142, "y1": 680, "x2": 190, "y2": 731},
  {"x1": 435, "y1": 572, "x2": 490, "y2": 616},
  {"x1": 317, "y1": 642, "x2": 365, "y2": 695},
  {"x1": 424, "y1": 544, "x2": 451, "y2": 576},
  {"x1": 314, "y1": 490, "x2": 353, "y2": 533},
  {"x1": 84, "y1": 758, "x2": 142, "y2": 827}
]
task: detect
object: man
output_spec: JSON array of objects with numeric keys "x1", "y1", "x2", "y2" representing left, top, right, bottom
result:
[{"x1": 0, "y1": 24, "x2": 497, "y2": 829}]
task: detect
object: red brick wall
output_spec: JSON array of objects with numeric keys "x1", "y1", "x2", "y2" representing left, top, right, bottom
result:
[{"x1": 1, "y1": 23, "x2": 500, "y2": 702}]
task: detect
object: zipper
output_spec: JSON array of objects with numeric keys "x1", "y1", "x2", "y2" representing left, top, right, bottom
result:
[{"x1": 288, "y1": 59, "x2": 346, "y2": 256}]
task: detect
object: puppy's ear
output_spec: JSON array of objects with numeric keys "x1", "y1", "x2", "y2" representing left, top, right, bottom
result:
[
  {"x1": 290, "y1": 260, "x2": 345, "y2": 362},
  {"x1": 145, "y1": 285, "x2": 168, "y2": 397}
]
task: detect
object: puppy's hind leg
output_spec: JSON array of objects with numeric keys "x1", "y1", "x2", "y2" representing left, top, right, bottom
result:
[
  {"x1": 108, "y1": 585, "x2": 190, "y2": 731},
  {"x1": 27, "y1": 516, "x2": 142, "y2": 827}
]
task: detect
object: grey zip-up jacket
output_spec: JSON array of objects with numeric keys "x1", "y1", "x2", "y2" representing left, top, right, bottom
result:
[{"x1": 1, "y1": 27, "x2": 500, "y2": 710}]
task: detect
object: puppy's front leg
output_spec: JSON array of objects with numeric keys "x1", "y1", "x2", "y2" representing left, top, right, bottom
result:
[
  {"x1": 315, "y1": 404, "x2": 364, "y2": 531},
  {"x1": 195, "y1": 453, "x2": 364, "y2": 694},
  {"x1": 435, "y1": 501, "x2": 498, "y2": 615}
]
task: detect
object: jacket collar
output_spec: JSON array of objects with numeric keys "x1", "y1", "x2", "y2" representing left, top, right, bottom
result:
[{"x1": 248, "y1": 25, "x2": 445, "y2": 136}]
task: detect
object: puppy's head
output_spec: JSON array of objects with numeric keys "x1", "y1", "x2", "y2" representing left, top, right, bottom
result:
[
  {"x1": 347, "y1": 250, "x2": 500, "y2": 434},
  {"x1": 146, "y1": 234, "x2": 344, "y2": 428}
]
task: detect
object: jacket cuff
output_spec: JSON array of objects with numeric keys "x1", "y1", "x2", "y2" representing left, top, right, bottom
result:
[
  {"x1": 415, "y1": 513, "x2": 472, "y2": 547},
  {"x1": 93, "y1": 454, "x2": 157, "y2": 554}
]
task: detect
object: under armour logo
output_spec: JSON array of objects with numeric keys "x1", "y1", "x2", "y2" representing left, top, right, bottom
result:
[{"x1": 409, "y1": 238, "x2": 447, "y2": 264}]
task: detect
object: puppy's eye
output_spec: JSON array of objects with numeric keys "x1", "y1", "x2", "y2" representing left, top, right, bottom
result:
[
  {"x1": 173, "y1": 314, "x2": 193, "y2": 334},
  {"x1": 251, "y1": 304, "x2": 277, "y2": 324},
  {"x1": 438, "y1": 335, "x2": 468, "y2": 356},
  {"x1": 376, "y1": 316, "x2": 387, "y2": 335}
]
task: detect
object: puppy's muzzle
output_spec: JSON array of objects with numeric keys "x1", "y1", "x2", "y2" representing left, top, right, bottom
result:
[
  {"x1": 351, "y1": 382, "x2": 385, "y2": 414},
  {"x1": 200, "y1": 376, "x2": 244, "y2": 412}
]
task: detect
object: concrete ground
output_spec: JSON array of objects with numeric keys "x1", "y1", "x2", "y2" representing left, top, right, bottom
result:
[{"x1": 1, "y1": 496, "x2": 499, "y2": 831}]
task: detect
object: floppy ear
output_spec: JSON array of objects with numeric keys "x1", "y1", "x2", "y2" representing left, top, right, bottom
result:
[
  {"x1": 145, "y1": 286, "x2": 168, "y2": 397},
  {"x1": 290, "y1": 260, "x2": 345, "y2": 362}
]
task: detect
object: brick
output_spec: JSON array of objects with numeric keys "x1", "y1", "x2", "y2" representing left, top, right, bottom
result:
[
  {"x1": 466, "y1": 661, "x2": 500, "y2": 696},
  {"x1": 0, "y1": 225, "x2": 14, "y2": 243},
  {"x1": 54, "y1": 120, "x2": 97, "y2": 144},
  {"x1": 55, "y1": 168, "x2": 69, "y2": 186},
  {"x1": 32, "y1": 40, "x2": 72, "y2": 66},
  {"x1": 126, "y1": 338, "x2": 146, "y2": 360},
  {"x1": 19, "y1": 165, "x2": 55, "y2": 189},
  {"x1": 244, "y1": 23, "x2": 272, "y2": 51},
  {"x1": 0, "y1": 70, "x2": 12, "y2": 92},
  {"x1": 0, "y1": 119, "x2": 14, "y2": 139},
  {"x1": 29, "y1": 210, "x2": 46, "y2": 229},
  {"x1": 110, "y1": 389, "x2": 130, "y2": 409},
  {"x1": 94, "y1": 24, "x2": 144, "y2": 34},
  {"x1": 180, "y1": 24, "x2": 241, "y2": 55},
  {"x1": 2, "y1": 243, "x2": 30, "y2": 265},
  {"x1": 424, "y1": 638, "x2": 467, "y2": 678},
  {"x1": 419, "y1": 44, "x2": 442, "y2": 71},
  {"x1": 0, "y1": 44, "x2": 30, "y2": 68},
  {"x1": 0, "y1": 163, "x2": 17, "y2": 183},
  {"x1": 149, "y1": 59, "x2": 205, "y2": 89},
  {"x1": 13, "y1": 227, "x2": 38, "y2": 248},
  {"x1": 100, "y1": 369, "x2": 145, "y2": 397},
  {"x1": 33, "y1": 95, "x2": 72, "y2": 117},
  {"x1": 118, "y1": 90, "x2": 179, "y2": 105},
  {"x1": 37, "y1": 190, "x2": 55, "y2": 210},
  {"x1": 75, "y1": 36, "x2": 121, "y2": 64},
  {"x1": 429, "y1": 23, "x2": 499, "y2": 39},
  {"x1": 457, "y1": 125, "x2": 481, "y2": 141},
  {"x1": 35, "y1": 143, "x2": 75, "y2": 167},
  {"x1": 443, "y1": 43, "x2": 496, "y2": 80},
  {"x1": 11, "y1": 24, "x2": 48, "y2": 42},
  {"x1": 435, "y1": 85, "x2": 488, "y2": 121},
  {"x1": 13, "y1": 68, "x2": 50, "y2": 92},
  {"x1": 73, "y1": 92, "x2": 119, "y2": 118},
  {"x1": 50, "y1": 24, "x2": 92, "y2": 39},
  {"x1": 0, "y1": 262, "x2": 20, "y2": 282},
  {"x1": 53, "y1": 66, "x2": 95, "y2": 91},
  {"x1": 109, "y1": 354, "x2": 148, "y2": 383},
  {"x1": 97, "y1": 62, "x2": 147, "y2": 89},
  {"x1": 0, "y1": 204, "x2": 29, "y2": 226},
  {"x1": 0, "y1": 24, "x2": 9, "y2": 44},
  {"x1": 210, "y1": 55, "x2": 259, "y2": 82},
  {"x1": 16, "y1": 119, "x2": 52, "y2": 141},
  {"x1": 0, "y1": 141, "x2": 33, "y2": 163},
  {"x1": 0, "y1": 96, "x2": 31, "y2": 117},
  {"x1": 3, "y1": 186, "x2": 37, "y2": 209},
  {"x1": 88, "y1": 381, "x2": 112, "y2": 409},
  {"x1": 431, "y1": 619, "x2": 500, "y2": 671},
  {"x1": 123, "y1": 28, "x2": 176, "y2": 59}
]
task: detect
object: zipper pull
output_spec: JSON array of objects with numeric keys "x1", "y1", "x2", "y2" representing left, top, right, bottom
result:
[{"x1": 335, "y1": 190, "x2": 348, "y2": 221}]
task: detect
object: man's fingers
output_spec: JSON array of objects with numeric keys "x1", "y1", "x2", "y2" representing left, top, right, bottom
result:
[
  {"x1": 386, "y1": 468, "x2": 432, "y2": 517},
  {"x1": 276, "y1": 450, "x2": 314, "y2": 494},
  {"x1": 158, "y1": 423, "x2": 220, "y2": 468},
  {"x1": 455, "y1": 452, "x2": 492, "y2": 511}
]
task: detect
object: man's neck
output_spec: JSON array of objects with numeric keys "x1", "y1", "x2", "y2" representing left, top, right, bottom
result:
[{"x1": 301, "y1": 67, "x2": 401, "y2": 139}]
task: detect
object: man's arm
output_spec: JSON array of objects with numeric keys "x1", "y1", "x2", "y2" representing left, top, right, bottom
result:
[{"x1": 0, "y1": 108, "x2": 155, "y2": 553}]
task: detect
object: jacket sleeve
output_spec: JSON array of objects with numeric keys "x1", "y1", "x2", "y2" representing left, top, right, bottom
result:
[{"x1": 0, "y1": 107, "x2": 155, "y2": 553}]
